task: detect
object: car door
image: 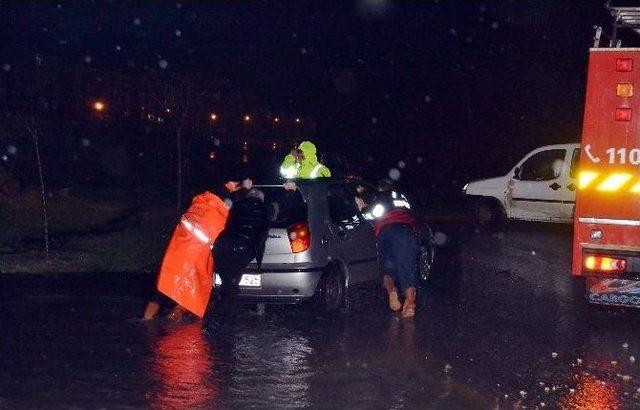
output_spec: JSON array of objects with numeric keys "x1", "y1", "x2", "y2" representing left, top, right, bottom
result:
[
  {"x1": 561, "y1": 147, "x2": 580, "y2": 222},
  {"x1": 508, "y1": 148, "x2": 567, "y2": 221},
  {"x1": 325, "y1": 182, "x2": 378, "y2": 284}
]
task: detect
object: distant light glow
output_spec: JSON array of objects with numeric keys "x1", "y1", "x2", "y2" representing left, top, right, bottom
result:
[
  {"x1": 244, "y1": 114, "x2": 251, "y2": 122},
  {"x1": 295, "y1": 118, "x2": 301, "y2": 123},
  {"x1": 210, "y1": 113, "x2": 217, "y2": 120},
  {"x1": 93, "y1": 101, "x2": 105, "y2": 111}
]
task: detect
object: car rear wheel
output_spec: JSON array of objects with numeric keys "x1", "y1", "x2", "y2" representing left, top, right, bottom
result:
[{"x1": 319, "y1": 265, "x2": 345, "y2": 313}]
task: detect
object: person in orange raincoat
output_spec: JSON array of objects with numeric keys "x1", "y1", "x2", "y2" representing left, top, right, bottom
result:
[{"x1": 143, "y1": 188, "x2": 236, "y2": 320}]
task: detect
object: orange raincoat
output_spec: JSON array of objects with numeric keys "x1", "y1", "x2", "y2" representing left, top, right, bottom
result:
[{"x1": 156, "y1": 192, "x2": 229, "y2": 318}]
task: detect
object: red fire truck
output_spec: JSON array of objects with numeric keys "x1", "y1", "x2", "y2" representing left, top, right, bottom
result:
[{"x1": 572, "y1": 4, "x2": 640, "y2": 307}]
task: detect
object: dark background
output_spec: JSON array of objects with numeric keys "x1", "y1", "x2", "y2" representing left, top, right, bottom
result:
[{"x1": 0, "y1": 1, "x2": 633, "y2": 207}]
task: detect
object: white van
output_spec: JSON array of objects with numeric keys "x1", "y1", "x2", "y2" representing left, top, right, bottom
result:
[{"x1": 463, "y1": 143, "x2": 580, "y2": 225}]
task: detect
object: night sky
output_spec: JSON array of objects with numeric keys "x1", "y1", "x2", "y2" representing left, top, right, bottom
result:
[{"x1": 0, "y1": 1, "x2": 630, "y2": 193}]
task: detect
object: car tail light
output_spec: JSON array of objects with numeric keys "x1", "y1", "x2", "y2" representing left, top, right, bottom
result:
[
  {"x1": 584, "y1": 255, "x2": 627, "y2": 272},
  {"x1": 616, "y1": 58, "x2": 633, "y2": 72},
  {"x1": 288, "y1": 222, "x2": 311, "y2": 253},
  {"x1": 615, "y1": 108, "x2": 632, "y2": 121},
  {"x1": 617, "y1": 83, "x2": 634, "y2": 97}
]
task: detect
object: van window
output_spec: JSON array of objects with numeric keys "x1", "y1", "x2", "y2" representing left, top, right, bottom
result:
[
  {"x1": 261, "y1": 187, "x2": 307, "y2": 229},
  {"x1": 327, "y1": 183, "x2": 361, "y2": 226},
  {"x1": 569, "y1": 148, "x2": 580, "y2": 179},
  {"x1": 519, "y1": 149, "x2": 566, "y2": 181}
]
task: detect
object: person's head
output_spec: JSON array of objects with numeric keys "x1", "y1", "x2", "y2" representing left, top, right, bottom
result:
[
  {"x1": 246, "y1": 187, "x2": 265, "y2": 202},
  {"x1": 297, "y1": 141, "x2": 318, "y2": 164},
  {"x1": 377, "y1": 178, "x2": 394, "y2": 192}
]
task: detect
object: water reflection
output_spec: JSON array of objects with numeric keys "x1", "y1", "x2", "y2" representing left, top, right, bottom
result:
[
  {"x1": 560, "y1": 374, "x2": 619, "y2": 410},
  {"x1": 229, "y1": 327, "x2": 314, "y2": 408},
  {"x1": 149, "y1": 323, "x2": 219, "y2": 409}
]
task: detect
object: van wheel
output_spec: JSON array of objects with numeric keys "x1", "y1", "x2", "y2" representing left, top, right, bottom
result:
[
  {"x1": 319, "y1": 265, "x2": 345, "y2": 313},
  {"x1": 474, "y1": 200, "x2": 504, "y2": 229}
]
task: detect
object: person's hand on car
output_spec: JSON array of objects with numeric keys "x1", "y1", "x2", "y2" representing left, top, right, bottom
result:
[
  {"x1": 355, "y1": 197, "x2": 366, "y2": 211},
  {"x1": 284, "y1": 181, "x2": 297, "y2": 191},
  {"x1": 242, "y1": 178, "x2": 253, "y2": 190}
]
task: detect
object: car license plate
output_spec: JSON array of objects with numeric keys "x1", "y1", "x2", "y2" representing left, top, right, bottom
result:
[{"x1": 239, "y1": 274, "x2": 262, "y2": 287}]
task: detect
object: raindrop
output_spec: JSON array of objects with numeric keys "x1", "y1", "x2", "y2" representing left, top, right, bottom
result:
[
  {"x1": 175, "y1": 29, "x2": 182, "y2": 37},
  {"x1": 576, "y1": 358, "x2": 583, "y2": 365},
  {"x1": 213, "y1": 138, "x2": 221, "y2": 147},
  {"x1": 424, "y1": 95, "x2": 432, "y2": 103},
  {"x1": 35, "y1": 55, "x2": 42, "y2": 66},
  {"x1": 551, "y1": 352, "x2": 558, "y2": 358},
  {"x1": 59, "y1": 39, "x2": 68, "y2": 46},
  {"x1": 443, "y1": 363, "x2": 452, "y2": 373},
  {"x1": 57, "y1": 4, "x2": 62, "y2": 9},
  {"x1": 398, "y1": 160, "x2": 406, "y2": 169},
  {"x1": 158, "y1": 59, "x2": 168, "y2": 69},
  {"x1": 81, "y1": 138, "x2": 90, "y2": 147},
  {"x1": 465, "y1": 36, "x2": 473, "y2": 43},
  {"x1": 138, "y1": 152, "x2": 144, "y2": 157},
  {"x1": 623, "y1": 342, "x2": 629, "y2": 349},
  {"x1": 2, "y1": 64, "x2": 10, "y2": 72},
  {"x1": 417, "y1": 156, "x2": 424, "y2": 164},
  {"x1": 491, "y1": 21, "x2": 499, "y2": 29},
  {"x1": 300, "y1": 47, "x2": 307, "y2": 54},
  {"x1": 479, "y1": 16, "x2": 485, "y2": 23},
  {"x1": 371, "y1": 117, "x2": 378, "y2": 124},
  {"x1": 176, "y1": 2, "x2": 182, "y2": 9},
  {"x1": 519, "y1": 391, "x2": 527, "y2": 398},
  {"x1": 612, "y1": 360, "x2": 618, "y2": 366},
  {"x1": 134, "y1": 17, "x2": 141, "y2": 26},
  {"x1": 367, "y1": 156, "x2": 373, "y2": 162},
  {"x1": 116, "y1": 45, "x2": 121, "y2": 51},
  {"x1": 388, "y1": 168, "x2": 401, "y2": 181},
  {"x1": 1, "y1": 155, "x2": 8, "y2": 162},
  {"x1": 479, "y1": 3, "x2": 487, "y2": 12},
  {"x1": 448, "y1": 28, "x2": 457, "y2": 36},
  {"x1": 531, "y1": 251, "x2": 536, "y2": 256},
  {"x1": 84, "y1": 56, "x2": 92, "y2": 63},
  {"x1": 7, "y1": 145, "x2": 17, "y2": 155},
  {"x1": 630, "y1": 356, "x2": 636, "y2": 363}
]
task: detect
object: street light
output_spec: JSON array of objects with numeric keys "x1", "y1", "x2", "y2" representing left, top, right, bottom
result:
[
  {"x1": 274, "y1": 117, "x2": 280, "y2": 123},
  {"x1": 244, "y1": 114, "x2": 251, "y2": 122},
  {"x1": 93, "y1": 100, "x2": 105, "y2": 111},
  {"x1": 210, "y1": 113, "x2": 218, "y2": 121},
  {"x1": 295, "y1": 117, "x2": 301, "y2": 124}
]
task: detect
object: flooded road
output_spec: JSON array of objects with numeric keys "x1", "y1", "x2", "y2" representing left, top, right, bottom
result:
[{"x1": 3, "y1": 222, "x2": 640, "y2": 409}]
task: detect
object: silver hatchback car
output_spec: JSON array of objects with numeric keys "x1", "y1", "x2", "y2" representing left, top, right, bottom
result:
[{"x1": 217, "y1": 178, "x2": 435, "y2": 312}]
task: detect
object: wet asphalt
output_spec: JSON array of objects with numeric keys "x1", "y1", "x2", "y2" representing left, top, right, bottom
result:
[{"x1": 2, "y1": 222, "x2": 640, "y2": 409}]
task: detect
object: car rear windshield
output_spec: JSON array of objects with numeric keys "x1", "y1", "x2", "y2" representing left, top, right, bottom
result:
[{"x1": 260, "y1": 187, "x2": 307, "y2": 229}]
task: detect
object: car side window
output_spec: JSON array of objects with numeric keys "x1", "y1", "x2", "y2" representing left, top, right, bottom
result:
[
  {"x1": 569, "y1": 148, "x2": 580, "y2": 179},
  {"x1": 327, "y1": 183, "x2": 361, "y2": 226},
  {"x1": 519, "y1": 149, "x2": 566, "y2": 181}
]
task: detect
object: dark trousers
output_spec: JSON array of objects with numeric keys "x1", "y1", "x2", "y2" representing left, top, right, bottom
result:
[
  {"x1": 212, "y1": 233, "x2": 256, "y2": 306},
  {"x1": 377, "y1": 224, "x2": 419, "y2": 291}
]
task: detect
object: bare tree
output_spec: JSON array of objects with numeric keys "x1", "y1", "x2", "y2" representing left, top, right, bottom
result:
[{"x1": 145, "y1": 74, "x2": 205, "y2": 212}]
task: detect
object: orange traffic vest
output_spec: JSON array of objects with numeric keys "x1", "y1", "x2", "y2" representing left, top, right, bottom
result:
[{"x1": 156, "y1": 192, "x2": 229, "y2": 318}]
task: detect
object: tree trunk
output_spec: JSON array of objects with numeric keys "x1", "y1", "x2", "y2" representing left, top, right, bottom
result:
[{"x1": 33, "y1": 131, "x2": 50, "y2": 261}]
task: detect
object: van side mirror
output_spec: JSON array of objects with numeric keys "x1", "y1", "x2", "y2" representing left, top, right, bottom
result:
[{"x1": 514, "y1": 167, "x2": 521, "y2": 180}]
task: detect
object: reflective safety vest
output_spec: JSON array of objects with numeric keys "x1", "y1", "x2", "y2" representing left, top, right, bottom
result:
[{"x1": 363, "y1": 190, "x2": 412, "y2": 220}]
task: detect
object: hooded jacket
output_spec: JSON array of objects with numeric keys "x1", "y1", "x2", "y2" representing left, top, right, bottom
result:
[{"x1": 280, "y1": 141, "x2": 331, "y2": 179}]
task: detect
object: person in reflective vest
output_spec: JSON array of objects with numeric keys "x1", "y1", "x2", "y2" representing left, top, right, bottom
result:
[
  {"x1": 280, "y1": 140, "x2": 331, "y2": 179},
  {"x1": 356, "y1": 179, "x2": 419, "y2": 318}
]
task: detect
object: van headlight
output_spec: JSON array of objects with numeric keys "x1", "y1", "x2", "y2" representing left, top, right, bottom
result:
[{"x1": 462, "y1": 183, "x2": 469, "y2": 193}]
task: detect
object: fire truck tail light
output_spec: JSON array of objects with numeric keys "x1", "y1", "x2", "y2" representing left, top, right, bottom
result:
[
  {"x1": 597, "y1": 173, "x2": 633, "y2": 191},
  {"x1": 584, "y1": 255, "x2": 627, "y2": 272},
  {"x1": 616, "y1": 58, "x2": 633, "y2": 72},
  {"x1": 616, "y1": 83, "x2": 634, "y2": 97},
  {"x1": 578, "y1": 171, "x2": 599, "y2": 189},
  {"x1": 615, "y1": 108, "x2": 632, "y2": 121}
]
